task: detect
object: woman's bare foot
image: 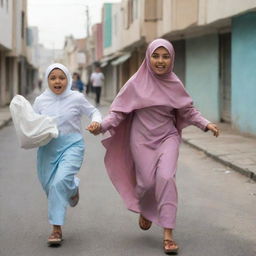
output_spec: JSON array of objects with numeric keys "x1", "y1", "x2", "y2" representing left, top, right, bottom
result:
[
  {"x1": 138, "y1": 214, "x2": 152, "y2": 230},
  {"x1": 163, "y1": 228, "x2": 179, "y2": 254},
  {"x1": 48, "y1": 225, "x2": 63, "y2": 245}
]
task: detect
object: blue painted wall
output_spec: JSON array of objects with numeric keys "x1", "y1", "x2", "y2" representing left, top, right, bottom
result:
[
  {"x1": 103, "y1": 3, "x2": 112, "y2": 48},
  {"x1": 185, "y1": 34, "x2": 220, "y2": 122},
  {"x1": 232, "y1": 12, "x2": 256, "y2": 135}
]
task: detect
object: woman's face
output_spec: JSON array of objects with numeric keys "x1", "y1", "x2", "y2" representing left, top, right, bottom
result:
[
  {"x1": 150, "y1": 46, "x2": 171, "y2": 75},
  {"x1": 48, "y1": 68, "x2": 68, "y2": 95}
]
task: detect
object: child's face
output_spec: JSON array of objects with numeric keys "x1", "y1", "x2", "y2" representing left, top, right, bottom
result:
[
  {"x1": 48, "y1": 68, "x2": 68, "y2": 95},
  {"x1": 150, "y1": 47, "x2": 171, "y2": 75}
]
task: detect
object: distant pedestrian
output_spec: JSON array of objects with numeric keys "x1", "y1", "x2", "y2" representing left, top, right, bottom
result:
[
  {"x1": 38, "y1": 79, "x2": 42, "y2": 90},
  {"x1": 33, "y1": 63, "x2": 102, "y2": 245},
  {"x1": 90, "y1": 66, "x2": 104, "y2": 106},
  {"x1": 72, "y1": 72, "x2": 85, "y2": 93},
  {"x1": 89, "y1": 39, "x2": 219, "y2": 254}
]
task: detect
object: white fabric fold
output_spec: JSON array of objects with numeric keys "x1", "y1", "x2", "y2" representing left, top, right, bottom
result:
[{"x1": 10, "y1": 95, "x2": 59, "y2": 149}]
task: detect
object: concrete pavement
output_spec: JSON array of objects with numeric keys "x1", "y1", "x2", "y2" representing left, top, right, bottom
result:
[
  {"x1": 182, "y1": 123, "x2": 256, "y2": 181},
  {"x1": 1, "y1": 96, "x2": 256, "y2": 181},
  {"x1": 1, "y1": 102, "x2": 256, "y2": 256},
  {"x1": 0, "y1": 106, "x2": 11, "y2": 129}
]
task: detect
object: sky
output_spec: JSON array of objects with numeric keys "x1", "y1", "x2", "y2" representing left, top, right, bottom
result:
[{"x1": 27, "y1": 0, "x2": 121, "y2": 49}]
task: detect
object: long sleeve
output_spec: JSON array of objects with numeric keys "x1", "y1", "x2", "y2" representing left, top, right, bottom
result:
[
  {"x1": 177, "y1": 104, "x2": 210, "y2": 131},
  {"x1": 79, "y1": 95, "x2": 102, "y2": 123},
  {"x1": 101, "y1": 111, "x2": 127, "y2": 133},
  {"x1": 32, "y1": 97, "x2": 41, "y2": 114}
]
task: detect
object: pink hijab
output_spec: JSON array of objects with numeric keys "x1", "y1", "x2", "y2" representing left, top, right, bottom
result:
[
  {"x1": 102, "y1": 38, "x2": 193, "y2": 212},
  {"x1": 109, "y1": 38, "x2": 192, "y2": 113}
]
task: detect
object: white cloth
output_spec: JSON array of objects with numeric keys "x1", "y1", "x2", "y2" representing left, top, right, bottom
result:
[
  {"x1": 90, "y1": 72, "x2": 104, "y2": 87},
  {"x1": 33, "y1": 63, "x2": 102, "y2": 135},
  {"x1": 9, "y1": 95, "x2": 59, "y2": 149}
]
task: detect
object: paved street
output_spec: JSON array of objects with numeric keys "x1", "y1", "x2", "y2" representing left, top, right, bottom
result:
[{"x1": 0, "y1": 103, "x2": 255, "y2": 256}]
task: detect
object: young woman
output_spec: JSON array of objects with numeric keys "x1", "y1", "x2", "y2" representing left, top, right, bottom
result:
[
  {"x1": 90, "y1": 39, "x2": 219, "y2": 254},
  {"x1": 33, "y1": 63, "x2": 101, "y2": 245}
]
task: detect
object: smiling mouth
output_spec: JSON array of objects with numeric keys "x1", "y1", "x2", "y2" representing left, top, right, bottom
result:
[
  {"x1": 54, "y1": 86, "x2": 62, "y2": 90},
  {"x1": 156, "y1": 66, "x2": 166, "y2": 70}
]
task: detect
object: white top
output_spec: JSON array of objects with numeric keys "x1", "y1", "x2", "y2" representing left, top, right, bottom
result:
[
  {"x1": 90, "y1": 72, "x2": 104, "y2": 87},
  {"x1": 33, "y1": 91, "x2": 102, "y2": 135},
  {"x1": 33, "y1": 63, "x2": 102, "y2": 136}
]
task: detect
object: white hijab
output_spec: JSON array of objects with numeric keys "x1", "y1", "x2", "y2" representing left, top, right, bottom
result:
[{"x1": 43, "y1": 63, "x2": 73, "y2": 99}]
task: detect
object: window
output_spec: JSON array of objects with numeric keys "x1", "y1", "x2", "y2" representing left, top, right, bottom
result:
[
  {"x1": 144, "y1": 0, "x2": 163, "y2": 21},
  {"x1": 103, "y1": 4, "x2": 112, "y2": 48},
  {"x1": 124, "y1": 0, "x2": 139, "y2": 29},
  {"x1": 132, "y1": 0, "x2": 138, "y2": 21}
]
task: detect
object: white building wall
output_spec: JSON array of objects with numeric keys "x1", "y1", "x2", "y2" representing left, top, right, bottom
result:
[
  {"x1": 27, "y1": 26, "x2": 40, "y2": 68},
  {"x1": 155, "y1": 0, "x2": 256, "y2": 38},
  {"x1": 0, "y1": 0, "x2": 13, "y2": 49},
  {"x1": 120, "y1": 0, "x2": 141, "y2": 49},
  {"x1": 157, "y1": 0, "x2": 172, "y2": 37},
  {"x1": 156, "y1": 0, "x2": 198, "y2": 37},
  {"x1": 111, "y1": 3, "x2": 122, "y2": 52},
  {"x1": 103, "y1": 1, "x2": 142, "y2": 56},
  {"x1": 10, "y1": 0, "x2": 27, "y2": 57},
  {"x1": 201, "y1": 0, "x2": 256, "y2": 25}
]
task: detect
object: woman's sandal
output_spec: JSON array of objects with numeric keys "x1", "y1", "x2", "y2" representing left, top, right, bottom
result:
[
  {"x1": 138, "y1": 214, "x2": 152, "y2": 230},
  {"x1": 163, "y1": 239, "x2": 179, "y2": 255},
  {"x1": 48, "y1": 231, "x2": 63, "y2": 245}
]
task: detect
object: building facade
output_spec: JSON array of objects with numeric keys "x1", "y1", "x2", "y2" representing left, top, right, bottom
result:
[
  {"x1": 0, "y1": 0, "x2": 37, "y2": 106},
  {"x1": 97, "y1": 0, "x2": 256, "y2": 136}
]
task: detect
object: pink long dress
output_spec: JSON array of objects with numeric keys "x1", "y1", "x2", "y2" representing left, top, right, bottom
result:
[
  {"x1": 101, "y1": 105, "x2": 209, "y2": 229},
  {"x1": 101, "y1": 38, "x2": 210, "y2": 229}
]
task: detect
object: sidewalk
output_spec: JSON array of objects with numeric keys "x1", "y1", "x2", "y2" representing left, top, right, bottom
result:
[
  {"x1": 1, "y1": 99, "x2": 255, "y2": 181},
  {"x1": 0, "y1": 89, "x2": 40, "y2": 130},
  {"x1": 0, "y1": 106, "x2": 12, "y2": 129},
  {"x1": 182, "y1": 123, "x2": 256, "y2": 181}
]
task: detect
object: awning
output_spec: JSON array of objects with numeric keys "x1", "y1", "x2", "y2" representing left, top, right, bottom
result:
[
  {"x1": 100, "y1": 52, "x2": 123, "y2": 68},
  {"x1": 100, "y1": 61, "x2": 108, "y2": 68},
  {"x1": 111, "y1": 53, "x2": 131, "y2": 66},
  {"x1": 100, "y1": 56, "x2": 112, "y2": 68}
]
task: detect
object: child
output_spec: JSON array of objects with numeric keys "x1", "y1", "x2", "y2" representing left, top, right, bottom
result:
[
  {"x1": 33, "y1": 63, "x2": 101, "y2": 245},
  {"x1": 90, "y1": 39, "x2": 219, "y2": 254},
  {"x1": 72, "y1": 72, "x2": 85, "y2": 93}
]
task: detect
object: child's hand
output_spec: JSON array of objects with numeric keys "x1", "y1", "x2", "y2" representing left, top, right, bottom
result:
[
  {"x1": 87, "y1": 122, "x2": 101, "y2": 135},
  {"x1": 206, "y1": 123, "x2": 220, "y2": 137}
]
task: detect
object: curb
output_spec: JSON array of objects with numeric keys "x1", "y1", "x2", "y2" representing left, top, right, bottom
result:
[
  {"x1": 0, "y1": 117, "x2": 12, "y2": 130},
  {"x1": 182, "y1": 138, "x2": 256, "y2": 182}
]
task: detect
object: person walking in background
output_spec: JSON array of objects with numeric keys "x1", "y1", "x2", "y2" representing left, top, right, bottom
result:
[
  {"x1": 33, "y1": 63, "x2": 102, "y2": 245},
  {"x1": 71, "y1": 72, "x2": 78, "y2": 91},
  {"x1": 90, "y1": 65, "x2": 104, "y2": 106},
  {"x1": 72, "y1": 72, "x2": 85, "y2": 93},
  {"x1": 89, "y1": 39, "x2": 219, "y2": 255}
]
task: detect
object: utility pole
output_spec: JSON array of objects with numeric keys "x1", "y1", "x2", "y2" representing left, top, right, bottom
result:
[{"x1": 86, "y1": 5, "x2": 90, "y2": 37}]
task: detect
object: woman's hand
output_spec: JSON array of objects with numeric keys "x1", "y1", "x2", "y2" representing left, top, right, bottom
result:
[
  {"x1": 206, "y1": 123, "x2": 220, "y2": 137},
  {"x1": 87, "y1": 122, "x2": 101, "y2": 135}
]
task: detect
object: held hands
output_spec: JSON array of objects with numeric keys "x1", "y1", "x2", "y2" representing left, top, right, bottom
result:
[
  {"x1": 86, "y1": 122, "x2": 101, "y2": 135},
  {"x1": 206, "y1": 123, "x2": 220, "y2": 137}
]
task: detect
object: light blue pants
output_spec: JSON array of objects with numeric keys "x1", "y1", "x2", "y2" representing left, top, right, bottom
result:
[{"x1": 37, "y1": 133, "x2": 85, "y2": 225}]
